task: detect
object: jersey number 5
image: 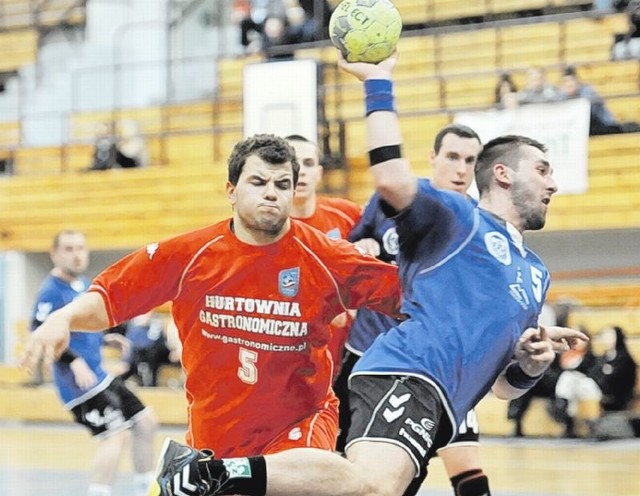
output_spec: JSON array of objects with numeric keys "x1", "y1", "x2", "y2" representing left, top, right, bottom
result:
[
  {"x1": 238, "y1": 347, "x2": 258, "y2": 384},
  {"x1": 530, "y1": 266, "x2": 543, "y2": 303}
]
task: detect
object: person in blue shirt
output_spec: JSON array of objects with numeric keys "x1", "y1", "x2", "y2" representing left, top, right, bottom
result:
[
  {"x1": 333, "y1": 123, "x2": 492, "y2": 496},
  {"x1": 31, "y1": 230, "x2": 158, "y2": 496}
]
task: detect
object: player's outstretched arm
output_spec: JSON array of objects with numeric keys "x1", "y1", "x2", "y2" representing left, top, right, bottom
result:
[
  {"x1": 492, "y1": 326, "x2": 588, "y2": 400},
  {"x1": 338, "y1": 51, "x2": 417, "y2": 213},
  {"x1": 21, "y1": 291, "x2": 110, "y2": 375}
]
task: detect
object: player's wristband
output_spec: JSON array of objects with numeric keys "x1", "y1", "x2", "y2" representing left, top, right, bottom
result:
[
  {"x1": 368, "y1": 144, "x2": 402, "y2": 166},
  {"x1": 364, "y1": 79, "x2": 395, "y2": 116},
  {"x1": 58, "y1": 350, "x2": 79, "y2": 364},
  {"x1": 505, "y1": 362, "x2": 543, "y2": 390}
]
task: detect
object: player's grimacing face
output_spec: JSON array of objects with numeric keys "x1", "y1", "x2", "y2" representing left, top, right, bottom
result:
[
  {"x1": 290, "y1": 140, "x2": 322, "y2": 200},
  {"x1": 510, "y1": 145, "x2": 558, "y2": 231},
  {"x1": 430, "y1": 134, "x2": 481, "y2": 194},
  {"x1": 52, "y1": 233, "x2": 90, "y2": 278},
  {"x1": 228, "y1": 155, "x2": 295, "y2": 236}
]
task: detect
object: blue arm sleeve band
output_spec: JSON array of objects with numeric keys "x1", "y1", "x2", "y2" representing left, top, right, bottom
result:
[
  {"x1": 505, "y1": 362, "x2": 544, "y2": 390},
  {"x1": 364, "y1": 79, "x2": 395, "y2": 116}
]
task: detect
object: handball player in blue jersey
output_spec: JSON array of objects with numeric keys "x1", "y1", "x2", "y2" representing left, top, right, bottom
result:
[
  {"x1": 30, "y1": 230, "x2": 158, "y2": 496},
  {"x1": 334, "y1": 123, "x2": 494, "y2": 496},
  {"x1": 140, "y1": 51, "x2": 588, "y2": 496}
]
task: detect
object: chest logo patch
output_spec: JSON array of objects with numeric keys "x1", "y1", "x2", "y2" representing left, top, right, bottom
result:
[
  {"x1": 382, "y1": 227, "x2": 399, "y2": 256},
  {"x1": 325, "y1": 228, "x2": 341, "y2": 239},
  {"x1": 484, "y1": 232, "x2": 511, "y2": 266},
  {"x1": 279, "y1": 267, "x2": 300, "y2": 298}
]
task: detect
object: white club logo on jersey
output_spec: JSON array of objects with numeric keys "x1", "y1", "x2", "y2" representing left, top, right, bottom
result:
[
  {"x1": 484, "y1": 232, "x2": 511, "y2": 266},
  {"x1": 146, "y1": 243, "x2": 159, "y2": 260},
  {"x1": 288, "y1": 427, "x2": 302, "y2": 441},
  {"x1": 382, "y1": 227, "x2": 399, "y2": 256}
]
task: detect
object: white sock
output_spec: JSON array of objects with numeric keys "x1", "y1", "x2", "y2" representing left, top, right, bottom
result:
[
  {"x1": 133, "y1": 471, "x2": 156, "y2": 496},
  {"x1": 87, "y1": 484, "x2": 112, "y2": 496}
]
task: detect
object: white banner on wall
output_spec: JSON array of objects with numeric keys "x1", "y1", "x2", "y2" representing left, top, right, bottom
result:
[
  {"x1": 243, "y1": 59, "x2": 318, "y2": 142},
  {"x1": 454, "y1": 99, "x2": 591, "y2": 195}
]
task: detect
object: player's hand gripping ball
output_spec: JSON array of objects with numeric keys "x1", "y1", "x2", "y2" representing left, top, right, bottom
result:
[{"x1": 329, "y1": 0, "x2": 402, "y2": 64}]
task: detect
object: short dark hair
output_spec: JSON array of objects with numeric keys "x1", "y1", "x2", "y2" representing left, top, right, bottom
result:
[
  {"x1": 474, "y1": 135, "x2": 547, "y2": 195},
  {"x1": 433, "y1": 124, "x2": 482, "y2": 154},
  {"x1": 284, "y1": 134, "x2": 313, "y2": 144},
  {"x1": 562, "y1": 65, "x2": 577, "y2": 77},
  {"x1": 52, "y1": 230, "x2": 85, "y2": 249},
  {"x1": 227, "y1": 134, "x2": 299, "y2": 186}
]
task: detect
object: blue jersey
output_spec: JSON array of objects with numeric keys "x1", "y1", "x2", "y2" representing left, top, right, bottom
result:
[
  {"x1": 31, "y1": 275, "x2": 110, "y2": 408},
  {"x1": 347, "y1": 191, "x2": 399, "y2": 354},
  {"x1": 352, "y1": 180, "x2": 549, "y2": 429}
]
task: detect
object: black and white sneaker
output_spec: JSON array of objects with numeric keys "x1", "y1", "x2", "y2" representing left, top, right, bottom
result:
[{"x1": 149, "y1": 438, "x2": 228, "y2": 496}]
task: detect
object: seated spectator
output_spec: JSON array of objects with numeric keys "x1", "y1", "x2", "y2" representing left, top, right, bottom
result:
[
  {"x1": 116, "y1": 312, "x2": 181, "y2": 387},
  {"x1": 87, "y1": 120, "x2": 146, "y2": 171},
  {"x1": 235, "y1": 0, "x2": 287, "y2": 52},
  {"x1": 87, "y1": 122, "x2": 117, "y2": 171},
  {"x1": 612, "y1": 0, "x2": 640, "y2": 60},
  {"x1": 552, "y1": 327, "x2": 602, "y2": 438},
  {"x1": 254, "y1": 15, "x2": 300, "y2": 60},
  {"x1": 494, "y1": 72, "x2": 519, "y2": 110},
  {"x1": 517, "y1": 67, "x2": 563, "y2": 105},
  {"x1": 116, "y1": 119, "x2": 147, "y2": 168},
  {"x1": 560, "y1": 65, "x2": 640, "y2": 135},
  {"x1": 592, "y1": 325, "x2": 637, "y2": 413}
]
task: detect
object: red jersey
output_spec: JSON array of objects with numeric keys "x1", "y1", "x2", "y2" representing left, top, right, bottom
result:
[
  {"x1": 292, "y1": 196, "x2": 362, "y2": 240},
  {"x1": 90, "y1": 219, "x2": 399, "y2": 456},
  {"x1": 292, "y1": 195, "x2": 363, "y2": 370}
]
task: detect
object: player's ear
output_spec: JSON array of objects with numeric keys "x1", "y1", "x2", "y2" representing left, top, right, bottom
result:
[
  {"x1": 226, "y1": 181, "x2": 237, "y2": 205},
  {"x1": 494, "y1": 163, "x2": 513, "y2": 188}
]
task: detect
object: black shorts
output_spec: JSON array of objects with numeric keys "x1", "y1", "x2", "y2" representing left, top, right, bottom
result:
[
  {"x1": 70, "y1": 377, "x2": 148, "y2": 439},
  {"x1": 346, "y1": 375, "x2": 453, "y2": 479}
]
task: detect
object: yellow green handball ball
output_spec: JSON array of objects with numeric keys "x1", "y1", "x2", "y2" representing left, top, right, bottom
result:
[{"x1": 329, "y1": 0, "x2": 403, "y2": 64}]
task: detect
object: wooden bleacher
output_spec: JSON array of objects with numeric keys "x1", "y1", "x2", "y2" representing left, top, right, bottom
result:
[
  {"x1": 0, "y1": 0, "x2": 85, "y2": 30},
  {"x1": 0, "y1": 28, "x2": 37, "y2": 72},
  {"x1": 0, "y1": 165, "x2": 231, "y2": 252}
]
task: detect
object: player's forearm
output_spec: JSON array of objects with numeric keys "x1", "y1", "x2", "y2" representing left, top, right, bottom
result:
[
  {"x1": 492, "y1": 361, "x2": 544, "y2": 400},
  {"x1": 52, "y1": 291, "x2": 111, "y2": 333},
  {"x1": 365, "y1": 85, "x2": 416, "y2": 212}
]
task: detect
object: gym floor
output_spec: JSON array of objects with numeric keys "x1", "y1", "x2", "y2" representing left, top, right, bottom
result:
[{"x1": 1, "y1": 421, "x2": 639, "y2": 495}]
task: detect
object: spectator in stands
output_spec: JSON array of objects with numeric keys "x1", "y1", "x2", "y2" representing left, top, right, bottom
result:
[
  {"x1": 559, "y1": 65, "x2": 640, "y2": 135},
  {"x1": 494, "y1": 72, "x2": 519, "y2": 110},
  {"x1": 115, "y1": 119, "x2": 147, "y2": 168},
  {"x1": 87, "y1": 120, "x2": 146, "y2": 171},
  {"x1": 87, "y1": 122, "x2": 117, "y2": 171},
  {"x1": 612, "y1": 0, "x2": 640, "y2": 59},
  {"x1": 592, "y1": 325, "x2": 637, "y2": 413},
  {"x1": 116, "y1": 311, "x2": 181, "y2": 387},
  {"x1": 234, "y1": 0, "x2": 287, "y2": 52},
  {"x1": 517, "y1": 67, "x2": 563, "y2": 105},
  {"x1": 552, "y1": 327, "x2": 601, "y2": 438},
  {"x1": 258, "y1": 14, "x2": 301, "y2": 60}
]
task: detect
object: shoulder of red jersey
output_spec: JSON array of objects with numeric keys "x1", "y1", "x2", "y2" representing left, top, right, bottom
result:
[
  {"x1": 317, "y1": 195, "x2": 362, "y2": 213},
  {"x1": 290, "y1": 219, "x2": 370, "y2": 258},
  {"x1": 142, "y1": 219, "x2": 231, "y2": 259}
]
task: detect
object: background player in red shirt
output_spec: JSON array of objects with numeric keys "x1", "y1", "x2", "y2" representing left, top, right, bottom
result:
[
  {"x1": 22, "y1": 134, "x2": 400, "y2": 490},
  {"x1": 286, "y1": 134, "x2": 362, "y2": 374}
]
